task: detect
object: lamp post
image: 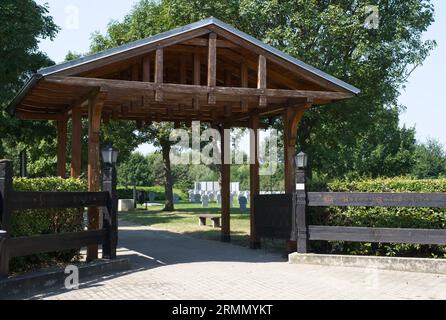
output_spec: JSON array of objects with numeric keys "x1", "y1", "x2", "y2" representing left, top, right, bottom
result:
[
  {"x1": 294, "y1": 151, "x2": 308, "y2": 254},
  {"x1": 101, "y1": 145, "x2": 119, "y2": 259}
]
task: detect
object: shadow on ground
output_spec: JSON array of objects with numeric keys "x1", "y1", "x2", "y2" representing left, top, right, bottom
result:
[{"x1": 27, "y1": 220, "x2": 286, "y2": 300}]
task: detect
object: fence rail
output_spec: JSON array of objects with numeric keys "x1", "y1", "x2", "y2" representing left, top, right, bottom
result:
[
  {"x1": 307, "y1": 192, "x2": 446, "y2": 208},
  {"x1": 0, "y1": 160, "x2": 118, "y2": 277},
  {"x1": 253, "y1": 169, "x2": 446, "y2": 254}
]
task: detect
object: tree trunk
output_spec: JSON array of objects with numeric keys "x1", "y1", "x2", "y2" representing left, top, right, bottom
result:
[{"x1": 161, "y1": 141, "x2": 174, "y2": 211}]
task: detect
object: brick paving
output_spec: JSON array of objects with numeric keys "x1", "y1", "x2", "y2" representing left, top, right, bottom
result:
[{"x1": 33, "y1": 221, "x2": 446, "y2": 300}]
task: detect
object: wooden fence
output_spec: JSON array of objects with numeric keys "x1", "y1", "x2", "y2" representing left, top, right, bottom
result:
[
  {"x1": 254, "y1": 169, "x2": 446, "y2": 254},
  {"x1": 0, "y1": 160, "x2": 118, "y2": 276}
]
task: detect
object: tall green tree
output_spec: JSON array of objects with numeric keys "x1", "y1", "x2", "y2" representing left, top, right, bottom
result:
[
  {"x1": 0, "y1": 0, "x2": 59, "y2": 174},
  {"x1": 412, "y1": 139, "x2": 446, "y2": 179},
  {"x1": 90, "y1": 0, "x2": 435, "y2": 185}
]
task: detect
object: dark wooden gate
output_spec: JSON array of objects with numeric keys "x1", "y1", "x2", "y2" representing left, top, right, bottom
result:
[{"x1": 253, "y1": 194, "x2": 294, "y2": 240}]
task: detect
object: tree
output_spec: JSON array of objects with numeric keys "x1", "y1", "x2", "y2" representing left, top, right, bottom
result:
[
  {"x1": 90, "y1": 0, "x2": 435, "y2": 186},
  {"x1": 412, "y1": 139, "x2": 446, "y2": 179},
  {"x1": 0, "y1": 0, "x2": 59, "y2": 174}
]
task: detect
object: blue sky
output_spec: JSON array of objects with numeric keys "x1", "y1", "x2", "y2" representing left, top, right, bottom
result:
[{"x1": 37, "y1": 0, "x2": 446, "y2": 154}]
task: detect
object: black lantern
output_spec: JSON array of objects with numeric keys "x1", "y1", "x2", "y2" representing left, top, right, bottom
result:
[
  {"x1": 295, "y1": 151, "x2": 308, "y2": 169},
  {"x1": 101, "y1": 145, "x2": 119, "y2": 165}
]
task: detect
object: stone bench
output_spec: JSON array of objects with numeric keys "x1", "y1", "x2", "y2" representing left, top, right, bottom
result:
[{"x1": 198, "y1": 214, "x2": 221, "y2": 228}]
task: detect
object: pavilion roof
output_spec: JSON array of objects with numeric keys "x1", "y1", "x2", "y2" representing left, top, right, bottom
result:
[{"x1": 8, "y1": 17, "x2": 360, "y2": 126}]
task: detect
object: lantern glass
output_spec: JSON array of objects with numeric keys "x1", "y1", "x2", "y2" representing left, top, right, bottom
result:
[
  {"x1": 101, "y1": 145, "x2": 119, "y2": 165},
  {"x1": 295, "y1": 151, "x2": 308, "y2": 169}
]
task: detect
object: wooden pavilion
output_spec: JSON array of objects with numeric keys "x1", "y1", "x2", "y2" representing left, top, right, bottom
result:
[{"x1": 7, "y1": 18, "x2": 359, "y2": 260}]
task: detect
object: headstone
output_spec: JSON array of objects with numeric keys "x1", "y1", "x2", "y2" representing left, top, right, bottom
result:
[
  {"x1": 246, "y1": 191, "x2": 250, "y2": 203},
  {"x1": 238, "y1": 196, "x2": 248, "y2": 213},
  {"x1": 202, "y1": 194, "x2": 209, "y2": 208},
  {"x1": 173, "y1": 193, "x2": 180, "y2": 203},
  {"x1": 118, "y1": 199, "x2": 134, "y2": 212},
  {"x1": 209, "y1": 192, "x2": 215, "y2": 202},
  {"x1": 189, "y1": 190, "x2": 194, "y2": 202},
  {"x1": 216, "y1": 193, "x2": 222, "y2": 205},
  {"x1": 148, "y1": 191, "x2": 156, "y2": 202},
  {"x1": 194, "y1": 193, "x2": 201, "y2": 203}
]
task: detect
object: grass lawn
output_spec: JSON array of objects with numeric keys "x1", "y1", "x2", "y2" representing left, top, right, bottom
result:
[{"x1": 119, "y1": 201, "x2": 253, "y2": 247}]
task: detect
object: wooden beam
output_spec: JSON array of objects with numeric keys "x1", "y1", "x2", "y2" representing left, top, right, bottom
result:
[
  {"x1": 182, "y1": 38, "x2": 238, "y2": 49},
  {"x1": 142, "y1": 55, "x2": 151, "y2": 107},
  {"x1": 56, "y1": 117, "x2": 68, "y2": 178},
  {"x1": 142, "y1": 55, "x2": 151, "y2": 82},
  {"x1": 180, "y1": 56, "x2": 187, "y2": 84},
  {"x1": 45, "y1": 76, "x2": 354, "y2": 101},
  {"x1": 155, "y1": 48, "x2": 163, "y2": 102},
  {"x1": 87, "y1": 89, "x2": 107, "y2": 261},
  {"x1": 283, "y1": 106, "x2": 308, "y2": 193},
  {"x1": 54, "y1": 28, "x2": 211, "y2": 76},
  {"x1": 193, "y1": 53, "x2": 201, "y2": 111},
  {"x1": 207, "y1": 33, "x2": 217, "y2": 105},
  {"x1": 16, "y1": 111, "x2": 63, "y2": 121},
  {"x1": 258, "y1": 55, "x2": 267, "y2": 107},
  {"x1": 241, "y1": 61, "x2": 249, "y2": 112},
  {"x1": 249, "y1": 114, "x2": 260, "y2": 248},
  {"x1": 70, "y1": 104, "x2": 82, "y2": 178},
  {"x1": 220, "y1": 124, "x2": 231, "y2": 242}
]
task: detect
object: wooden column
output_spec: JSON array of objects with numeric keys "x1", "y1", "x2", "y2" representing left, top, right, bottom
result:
[
  {"x1": 249, "y1": 114, "x2": 260, "y2": 249},
  {"x1": 283, "y1": 107, "x2": 306, "y2": 193},
  {"x1": 70, "y1": 105, "x2": 82, "y2": 178},
  {"x1": 241, "y1": 61, "x2": 249, "y2": 112},
  {"x1": 193, "y1": 53, "x2": 201, "y2": 111},
  {"x1": 258, "y1": 55, "x2": 267, "y2": 107},
  {"x1": 57, "y1": 117, "x2": 68, "y2": 178},
  {"x1": 208, "y1": 33, "x2": 217, "y2": 105},
  {"x1": 220, "y1": 124, "x2": 231, "y2": 242},
  {"x1": 86, "y1": 90, "x2": 107, "y2": 262},
  {"x1": 155, "y1": 48, "x2": 163, "y2": 102}
]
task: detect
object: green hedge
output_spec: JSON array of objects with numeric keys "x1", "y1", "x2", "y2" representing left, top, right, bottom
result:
[
  {"x1": 117, "y1": 186, "x2": 187, "y2": 201},
  {"x1": 310, "y1": 177, "x2": 446, "y2": 258},
  {"x1": 10, "y1": 177, "x2": 87, "y2": 273}
]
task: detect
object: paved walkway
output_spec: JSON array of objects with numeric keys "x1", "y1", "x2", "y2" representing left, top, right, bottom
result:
[{"x1": 34, "y1": 221, "x2": 446, "y2": 300}]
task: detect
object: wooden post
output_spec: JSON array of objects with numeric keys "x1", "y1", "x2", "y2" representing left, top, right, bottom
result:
[
  {"x1": 57, "y1": 117, "x2": 68, "y2": 178},
  {"x1": 71, "y1": 105, "x2": 82, "y2": 178},
  {"x1": 258, "y1": 55, "x2": 267, "y2": 107},
  {"x1": 295, "y1": 169, "x2": 308, "y2": 253},
  {"x1": 249, "y1": 114, "x2": 261, "y2": 249},
  {"x1": 208, "y1": 33, "x2": 217, "y2": 105},
  {"x1": 155, "y1": 48, "x2": 163, "y2": 102},
  {"x1": 0, "y1": 160, "x2": 13, "y2": 276},
  {"x1": 102, "y1": 163, "x2": 118, "y2": 259},
  {"x1": 87, "y1": 91, "x2": 107, "y2": 262},
  {"x1": 283, "y1": 108, "x2": 305, "y2": 193},
  {"x1": 220, "y1": 124, "x2": 231, "y2": 242},
  {"x1": 241, "y1": 61, "x2": 249, "y2": 112},
  {"x1": 193, "y1": 53, "x2": 201, "y2": 111}
]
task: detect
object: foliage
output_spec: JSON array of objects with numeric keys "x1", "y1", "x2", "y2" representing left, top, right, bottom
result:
[
  {"x1": 90, "y1": 0, "x2": 436, "y2": 180},
  {"x1": 310, "y1": 177, "x2": 446, "y2": 258},
  {"x1": 10, "y1": 177, "x2": 87, "y2": 272},
  {"x1": 0, "y1": 0, "x2": 59, "y2": 175},
  {"x1": 411, "y1": 139, "x2": 446, "y2": 179}
]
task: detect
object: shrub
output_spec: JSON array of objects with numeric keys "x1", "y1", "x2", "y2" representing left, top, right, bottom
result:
[
  {"x1": 117, "y1": 185, "x2": 187, "y2": 201},
  {"x1": 310, "y1": 177, "x2": 446, "y2": 258},
  {"x1": 10, "y1": 177, "x2": 87, "y2": 273}
]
